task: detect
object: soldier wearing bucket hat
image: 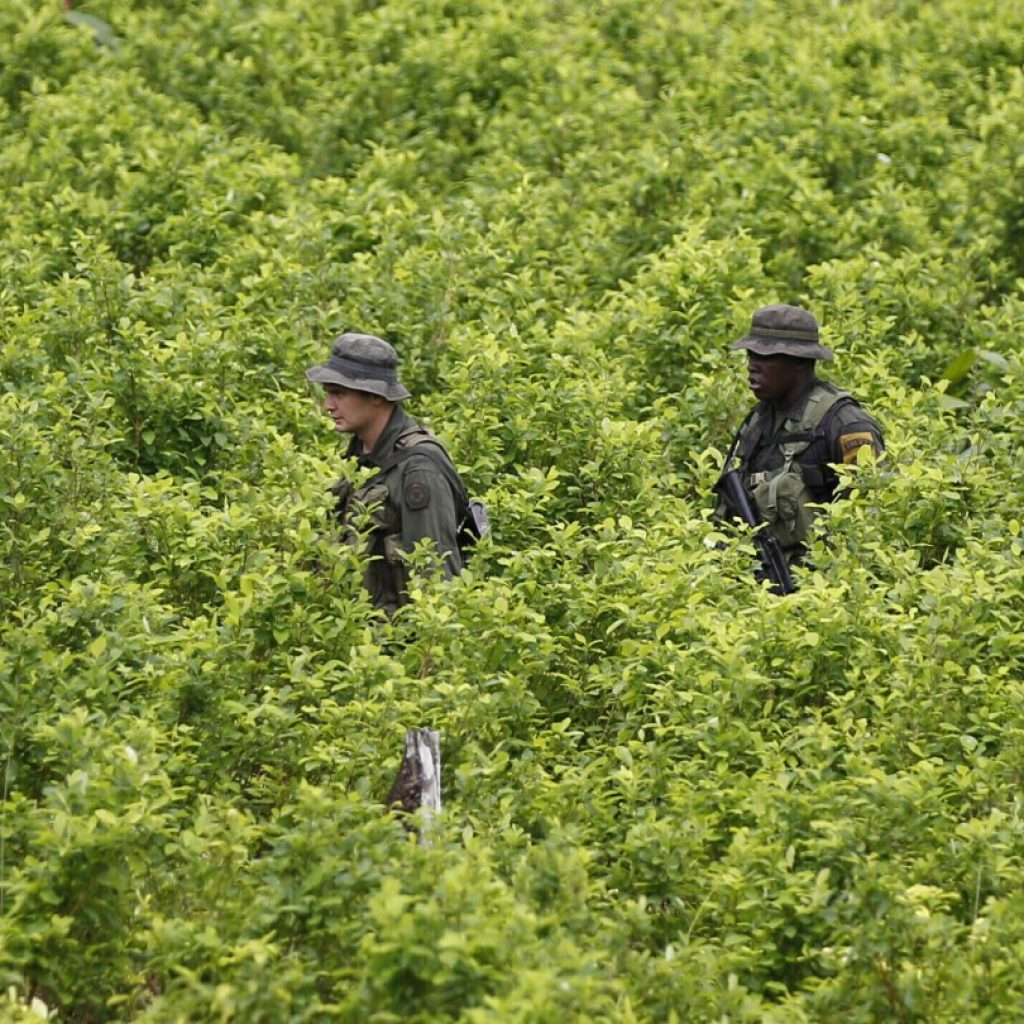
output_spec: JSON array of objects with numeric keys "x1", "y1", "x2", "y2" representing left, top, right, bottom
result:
[
  {"x1": 715, "y1": 304, "x2": 883, "y2": 573},
  {"x1": 307, "y1": 332, "x2": 464, "y2": 614}
]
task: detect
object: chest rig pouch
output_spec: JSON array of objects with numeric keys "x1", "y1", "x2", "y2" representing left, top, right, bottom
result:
[
  {"x1": 744, "y1": 386, "x2": 851, "y2": 550},
  {"x1": 332, "y1": 452, "x2": 405, "y2": 562},
  {"x1": 351, "y1": 432, "x2": 434, "y2": 566}
]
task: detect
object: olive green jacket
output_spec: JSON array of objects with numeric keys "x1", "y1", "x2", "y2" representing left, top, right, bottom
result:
[{"x1": 333, "y1": 407, "x2": 462, "y2": 615}]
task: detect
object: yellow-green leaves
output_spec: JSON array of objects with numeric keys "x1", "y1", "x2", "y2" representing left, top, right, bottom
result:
[{"x1": 4, "y1": 0, "x2": 1024, "y2": 1019}]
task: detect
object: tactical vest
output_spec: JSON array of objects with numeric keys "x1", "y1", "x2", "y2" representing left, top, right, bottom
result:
[
  {"x1": 333, "y1": 427, "x2": 481, "y2": 611},
  {"x1": 331, "y1": 429, "x2": 446, "y2": 613},
  {"x1": 350, "y1": 428, "x2": 443, "y2": 562},
  {"x1": 737, "y1": 382, "x2": 855, "y2": 550}
]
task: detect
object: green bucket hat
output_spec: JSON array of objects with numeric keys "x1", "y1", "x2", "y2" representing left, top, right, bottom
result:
[
  {"x1": 306, "y1": 332, "x2": 412, "y2": 401},
  {"x1": 730, "y1": 304, "x2": 834, "y2": 361}
]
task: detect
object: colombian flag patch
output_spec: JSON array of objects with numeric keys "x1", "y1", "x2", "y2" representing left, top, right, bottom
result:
[{"x1": 840, "y1": 432, "x2": 876, "y2": 464}]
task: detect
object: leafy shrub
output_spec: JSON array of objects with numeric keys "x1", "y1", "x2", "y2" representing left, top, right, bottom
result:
[{"x1": 3, "y1": 0, "x2": 1024, "y2": 1019}]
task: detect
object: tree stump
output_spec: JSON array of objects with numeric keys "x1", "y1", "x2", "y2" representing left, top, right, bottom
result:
[{"x1": 386, "y1": 728, "x2": 441, "y2": 825}]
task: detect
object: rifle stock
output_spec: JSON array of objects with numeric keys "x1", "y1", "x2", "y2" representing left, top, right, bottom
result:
[{"x1": 715, "y1": 469, "x2": 796, "y2": 596}]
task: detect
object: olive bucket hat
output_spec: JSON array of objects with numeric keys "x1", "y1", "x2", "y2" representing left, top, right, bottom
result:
[
  {"x1": 306, "y1": 332, "x2": 412, "y2": 401},
  {"x1": 730, "y1": 304, "x2": 834, "y2": 361}
]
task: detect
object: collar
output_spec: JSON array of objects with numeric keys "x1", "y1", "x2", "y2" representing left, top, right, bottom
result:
[
  {"x1": 346, "y1": 405, "x2": 417, "y2": 469},
  {"x1": 742, "y1": 377, "x2": 823, "y2": 457},
  {"x1": 764, "y1": 376, "x2": 821, "y2": 425}
]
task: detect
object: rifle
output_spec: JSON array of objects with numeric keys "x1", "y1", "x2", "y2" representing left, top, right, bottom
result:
[{"x1": 715, "y1": 419, "x2": 797, "y2": 596}]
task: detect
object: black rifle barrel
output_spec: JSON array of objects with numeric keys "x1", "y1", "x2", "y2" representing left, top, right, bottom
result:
[{"x1": 715, "y1": 469, "x2": 796, "y2": 596}]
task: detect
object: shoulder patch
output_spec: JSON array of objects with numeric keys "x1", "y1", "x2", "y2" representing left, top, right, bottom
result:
[
  {"x1": 404, "y1": 480, "x2": 431, "y2": 510},
  {"x1": 840, "y1": 431, "x2": 876, "y2": 464}
]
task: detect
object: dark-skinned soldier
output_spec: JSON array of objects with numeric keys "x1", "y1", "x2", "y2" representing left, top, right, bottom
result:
[
  {"x1": 717, "y1": 304, "x2": 884, "y2": 571},
  {"x1": 307, "y1": 332, "x2": 463, "y2": 615}
]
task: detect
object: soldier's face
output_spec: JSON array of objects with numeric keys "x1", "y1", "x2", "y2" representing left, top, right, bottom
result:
[
  {"x1": 322, "y1": 384, "x2": 382, "y2": 435},
  {"x1": 746, "y1": 352, "x2": 804, "y2": 403}
]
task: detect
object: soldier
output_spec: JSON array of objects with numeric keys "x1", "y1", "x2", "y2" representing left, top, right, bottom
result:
[
  {"x1": 717, "y1": 303, "x2": 884, "y2": 572},
  {"x1": 307, "y1": 332, "x2": 463, "y2": 615}
]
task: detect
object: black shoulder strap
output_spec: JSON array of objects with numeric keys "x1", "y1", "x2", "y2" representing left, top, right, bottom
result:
[
  {"x1": 771, "y1": 394, "x2": 859, "y2": 445},
  {"x1": 761, "y1": 392, "x2": 860, "y2": 448},
  {"x1": 380, "y1": 439, "x2": 469, "y2": 506},
  {"x1": 722, "y1": 407, "x2": 759, "y2": 474}
]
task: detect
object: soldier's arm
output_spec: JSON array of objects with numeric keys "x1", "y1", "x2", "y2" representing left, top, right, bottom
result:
[
  {"x1": 398, "y1": 455, "x2": 462, "y2": 578},
  {"x1": 829, "y1": 403, "x2": 884, "y2": 466}
]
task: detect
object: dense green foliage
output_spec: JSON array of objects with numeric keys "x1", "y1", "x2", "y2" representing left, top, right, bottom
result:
[{"x1": 3, "y1": 0, "x2": 1024, "y2": 1019}]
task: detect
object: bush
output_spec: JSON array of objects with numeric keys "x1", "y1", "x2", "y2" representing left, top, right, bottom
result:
[{"x1": 3, "y1": 0, "x2": 1024, "y2": 1019}]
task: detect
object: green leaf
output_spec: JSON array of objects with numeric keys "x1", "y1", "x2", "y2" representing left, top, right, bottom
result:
[
  {"x1": 940, "y1": 347, "x2": 976, "y2": 385},
  {"x1": 977, "y1": 349, "x2": 1010, "y2": 372},
  {"x1": 64, "y1": 10, "x2": 121, "y2": 52},
  {"x1": 938, "y1": 394, "x2": 971, "y2": 410}
]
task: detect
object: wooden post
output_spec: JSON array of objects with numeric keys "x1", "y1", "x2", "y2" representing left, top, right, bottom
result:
[{"x1": 386, "y1": 728, "x2": 441, "y2": 826}]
